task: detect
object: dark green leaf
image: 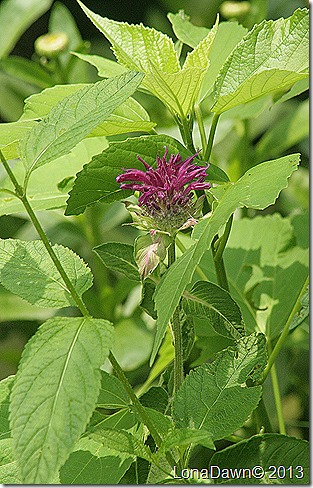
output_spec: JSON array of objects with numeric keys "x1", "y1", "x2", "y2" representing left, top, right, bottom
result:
[{"x1": 93, "y1": 242, "x2": 140, "y2": 282}]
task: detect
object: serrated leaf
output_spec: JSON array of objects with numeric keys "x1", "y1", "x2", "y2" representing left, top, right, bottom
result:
[
  {"x1": 10, "y1": 316, "x2": 113, "y2": 484},
  {"x1": 97, "y1": 371, "x2": 130, "y2": 409},
  {"x1": 183, "y1": 18, "x2": 218, "y2": 71},
  {"x1": 93, "y1": 242, "x2": 140, "y2": 282},
  {"x1": 158, "y1": 428, "x2": 214, "y2": 455},
  {"x1": 21, "y1": 71, "x2": 143, "y2": 176},
  {"x1": 212, "y1": 9, "x2": 309, "y2": 113},
  {"x1": 78, "y1": 1, "x2": 180, "y2": 74},
  {"x1": 173, "y1": 333, "x2": 266, "y2": 440},
  {"x1": 139, "y1": 387, "x2": 169, "y2": 414},
  {"x1": 66, "y1": 134, "x2": 227, "y2": 216},
  {"x1": 210, "y1": 433, "x2": 309, "y2": 484},
  {"x1": 21, "y1": 83, "x2": 155, "y2": 136},
  {"x1": 0, "y1": 376, "x2": 14, "y2": 440},
  {"x1": 151, "y1": 154, "x2": 299, "y2": 362},
  {"x1": 0, "y1": 239, "x2": 93, "y2": 308},
  {"x1": 0, "y1": 0, "x2": 53, "y2": 59},
  {"x1": 167, "y1": 11, "x2": 210, "y2": 48},
  {"x1": 183, "y1": 281, "x2": 245, "y2": 340},
  {"x1": 59, "y1": 435, "x2": 133, "y2": 484},
  {"x1": 0, "y1": 438, "x2": 21, "y2": 484}
]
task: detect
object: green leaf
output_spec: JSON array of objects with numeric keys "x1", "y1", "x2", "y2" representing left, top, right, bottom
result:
[
  {"x1": 0, "y1": 239, "x2": 93, "y2": 308},
  {"x1": 255, "y1": 99, "x2": 309, "y2": 160},
  {"x1": 72, "y1": 52, "x2": 128, "y2": 78},
  {"x1": 0, "y1": 136, "x2": 108, "y2": 216},
  {"x1": 224, "y1": 214, "x2": 308, "y2": 338},
  {"x1": 152, "y1": 154, "x2": 300, "y2": 362},
  {"x1": 173, "y1": 333, "x2": 266, "y2": 440},
  {"x1": 210, "y1": 434, "x2": 309, "y2": 484},
  {"x1": 0, "y1": 119, "x2": 36, "y2": 160},
  {"x1": 59, "y1": 435, "x2": 133, "y2": 484},
  {"x1": 10, "y1": 316, "x2": 113, "y2": 484},
  {"x1": 167, "y1": 10, "x2": 210, "y2": 48},
  {"x1": 112, "y1": 318, "x2": 154, "y2": 371},
  {"x1": 86, "y1": 428, "x2": 152, "y2": 462},
  {"x1": 212, "y1": 9, "x2": 309, "y2": 113},
  {"x1": 93, "y1": 242, "x2": 140, "y2": 282},
  {"x1": 290, "y1": 284, "x2": 309, "y2": 331},
  {"x1": 0, "y1": 56, "x2": 53, "y2": 89},
  {"x1": 21, "y1": 83, "x2": 155, "y2": 136},
  {"x1": 77, "y1": 1, "x2": 180, "y2": 74},
  {"x1": 0, "y1": 438, "x2": 21, "y2": 484},
  {"x1": 21, "y1": 71, "x2": 144, "y2": 176},
  {"x1": 158, "y1": 428, "x2": 215, "y2": 455},
  {"x1": 97, "y1": 371, "x2": 130, "y2": 409},
  {"x1": 0, "y1": 375, "x2": 14, "y2": 440},
  {"x1": 0, "y1": 0, "x2": 53, "y2": 59},
  {"x1": 66, "y1": 134, "x2": 226, "y2": 216},
  {"x1": 139, "y1": 387, "x2": 169, "y2": 414},
  {"x1": 183, "y1": 281, "x2": 245, "y2": 340}
]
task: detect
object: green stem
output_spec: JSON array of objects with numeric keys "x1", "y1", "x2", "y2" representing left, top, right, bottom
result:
[
  {"x1": 270, "y1": 358, "x2": 286, "y2": 434},
  {"x1": 194, "y1": 104, "x2": 207, "y2": 154},
  {"x1": 211, "y1": 215, "x2": 233, "y2": 292},
  {"x1": 180, "y1": 116, "x2": 196, "y2": 154},
  {"x1": 204, "y1": 113, "x2": 220, "y2": 161},
  {"x1": 168, "y1": 241, "x2": 184, "y2": 393},
  {"x1": 260, "y1": 275, "x2": 309, "y2": 384},
  {"x1": 0, "y1": 150, "x2": 169, "y2": 455}
]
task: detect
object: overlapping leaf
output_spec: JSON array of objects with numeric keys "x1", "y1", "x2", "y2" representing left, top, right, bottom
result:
[
  {"x1": 9, "y1": 316, "x2": 113, "y2": 483},
  {"x1": 173, "y1": 333, "x2": 266, "y2": 440},
  {"x1": 21, "y1": 71, "x2": 143, "y2": 176},
  {"x1": 212, "y1": 9, "x2": 309, "y2": 113}
]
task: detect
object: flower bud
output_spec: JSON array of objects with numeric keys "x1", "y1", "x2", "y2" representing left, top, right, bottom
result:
[
  {"x1": 34, "y1": 32, "x2": 69, "y2": 58},
  {"x1": 220, "y1": 1, "x2": 250, "y2": 19}
]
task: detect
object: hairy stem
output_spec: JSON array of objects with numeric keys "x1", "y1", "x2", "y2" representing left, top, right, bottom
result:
[
  {"x1": 168, "y1": 241, "x2": 184, "y2": 393},
  {"x1": 270, "y1": 358, "x2": 286, "y2": 434},
  {"x1": 204, "y1": 112, "x2": 220, "y2": 161}
]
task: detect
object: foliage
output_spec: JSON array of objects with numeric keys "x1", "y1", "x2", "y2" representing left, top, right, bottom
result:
[{"x1": 0, "y1": 0, "x2": 309, "y2": 484}]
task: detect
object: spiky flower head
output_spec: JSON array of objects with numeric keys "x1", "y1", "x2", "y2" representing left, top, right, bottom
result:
[{"x1": 116, "y1": 147, "x2": 211, "y2": 234}]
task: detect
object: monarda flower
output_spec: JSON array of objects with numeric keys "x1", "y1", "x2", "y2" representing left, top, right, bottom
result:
[{"x1": 116, "y1": 147, "x2": 211, "y2": 235}]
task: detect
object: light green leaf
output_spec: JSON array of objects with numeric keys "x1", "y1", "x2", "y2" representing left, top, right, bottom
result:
[
  {"x1": 0, "y1": 0, "x2": 53, "y2": 59},
  {"x1": 224, "y1": 214, "x2": 308, "y2": 338},
  {"x1": 0, "y1": 375, "x2": 14, "y2": 440},
  {"x1": 0, "y1": 136, "x2": 108, "y2": 216},
  {"x1": 86, "y1": 428, "x2": 152, "y2": 462},
  {"x1": 183, "y1": 281, "x2": 245, "y2": 340},
  {"x1": 0, "y1": 239, "x2": 93, "y2": 308},
  {"x1": 152, "y1": 154, "x2": 299, "y2": 362},
  {"x1": 0, "y1": 438, "x2": 21, "y2": 484},
  {"x1": 112, "y1": 318, "x2": 154, "y2": 371},
  {"x1": 173, "y1": 333, "x2": 266, "y2": 440},
  {"x1": 10, "y1": 316, "x2": 113, "y2": 484},
  {"x1": 72, "y1": 52, "x2": 129, "y2": 78},
  {"x1": 183, "y1": 18, "x2": 218, "y2": 71},
  {"x1": 94, "y1": 242, "x2": 140, "y2": 282},
  {"x1": 255, "y1": 99, "x2": 309, "y2": 160},
  {"x1": 97, "y1": 371, "x2": 130, "y2": 409},
  {"x1": 21, "y1": 71, "x2": 144, "y2": 175},
  {"x1": 66, "y1": 134, "x2": 226, "y2": 216},
  {"x1": 21, "y1": 83, "x2": 155, "y2": 136},
  {"x1": 0, "y1": 56, "x2": 53, "y2": 89},
  {"x1": 77, "y1": 1, "x2": 180, "y2": 74},
  {"x1": 212, "y1": 9, "x2": 309, "y2": 113},
  {"x1": 158, "y1": 428, "x2": 214, "y2": 455},
  {"x1": 210, "y1": 434, "x2": 309, "y2": 484},
  {"x1": 167, "y1": 10, "x2": 210, "y2": 48},
  {"x1": 0, "y1": 120, "x2": 36, "y2": 160},
  {"x1": 59, "y1": 435, "x2": 132, "y2": 484}
]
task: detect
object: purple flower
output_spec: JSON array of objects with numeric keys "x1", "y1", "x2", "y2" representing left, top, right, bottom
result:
[{"x1": 116, "y1": 148, "x2": 211, "y2": 233}]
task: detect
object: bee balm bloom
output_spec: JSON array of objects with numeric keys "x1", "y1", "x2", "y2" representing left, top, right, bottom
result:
[{"x1": 116, "y1": 147, "x2": 211, "y2": 234}]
